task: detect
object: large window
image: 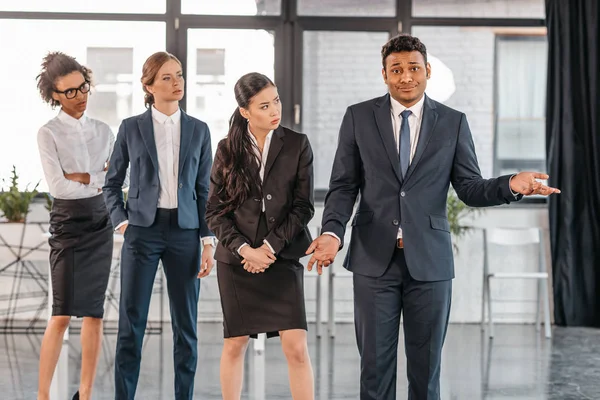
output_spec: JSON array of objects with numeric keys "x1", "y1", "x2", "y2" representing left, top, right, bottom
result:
[
  {"x1": 0, "y1": 0, "x2": 547, "y2": 200},
  {"x1": 0, "y1": 19, "x2": 165, "y2": 192},
  {"x1": 0, "y1": 0, "x2": 165, "y2": 13},
  {"x1": 495, "y1": 35, "x2": 547, "y2": 175}
]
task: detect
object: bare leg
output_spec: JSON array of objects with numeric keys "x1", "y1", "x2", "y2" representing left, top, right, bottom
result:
[
  {"x1": 280, "y1": 329, "x2": 314, "y2": 400},
  {"x1": 37, "y1": 316, "x2": 70, "y2": 400},
  {"x1": 220, "y1": 336, "x2": 250, "y2": 400},
  {"x1": 78, "y1": 317, "x2": 103, "y2": 400}
]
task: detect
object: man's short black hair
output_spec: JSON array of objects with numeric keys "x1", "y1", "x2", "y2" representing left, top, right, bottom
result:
[{"x1": 381, "y1": 34, "x2": 428, "y2": 70}]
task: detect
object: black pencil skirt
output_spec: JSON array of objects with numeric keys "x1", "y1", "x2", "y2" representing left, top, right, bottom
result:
[
  {"x1": 216, "y1": 214, "x2": 308, "y2": 339},
  {"x1": 48, "y1": 194, "x2": 113, "y2": 318}
]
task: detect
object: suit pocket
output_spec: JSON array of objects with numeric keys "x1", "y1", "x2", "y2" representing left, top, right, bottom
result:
[
  {"x1": 351, "y1": 211, "x2": 374, "y2": 226},
  {"x1": 430, "y1": 215, "x2": 450, "y2": 232},
  {"x1": 128, "y1": 187, "x2": 139, "y2": 199}
]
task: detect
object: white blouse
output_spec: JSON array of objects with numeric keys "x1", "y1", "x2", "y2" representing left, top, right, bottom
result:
[{"x1": 37, "y1": 110, "x2": 114, "y2": 200}]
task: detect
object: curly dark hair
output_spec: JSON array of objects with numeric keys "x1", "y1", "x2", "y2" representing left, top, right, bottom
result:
[
  {"x1": 36, "y1": 52, "x2": 92, "y2": 108},
  {"x1": 381, "y1": 34, "x2": 428, "y2": 70}
]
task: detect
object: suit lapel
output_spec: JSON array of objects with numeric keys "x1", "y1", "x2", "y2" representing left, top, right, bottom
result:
[
  {"x1": 178, "y1": 111, "x2": 193, "y2": 177},
  {"x1": 263, "y1": 126, "x2": 285, "y2": 181},
  {"x1": 138, "y1": 109, "x2": 159, "y2": 172},
  {"x1": 403, "y1": 95, "x2": 439, "y2": 184},
  {"x1": 374, "y1": 94, "x2": 403, "y2": 183}
]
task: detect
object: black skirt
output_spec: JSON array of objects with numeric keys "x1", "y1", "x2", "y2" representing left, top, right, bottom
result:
[
  {"x1": 48, "y1": 194, "x2": 113, "y2": 318},
  {"x1": 217, "y1": 214, "x2": 307, "y2": 339}
]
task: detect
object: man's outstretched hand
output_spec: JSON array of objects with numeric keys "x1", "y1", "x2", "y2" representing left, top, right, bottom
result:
[
  {"x1": 510, "y1": 172, "x2": 560, "y2": 196},
  {"x1": 306, "y1": 234, "x2": 340, "y2": 275}
]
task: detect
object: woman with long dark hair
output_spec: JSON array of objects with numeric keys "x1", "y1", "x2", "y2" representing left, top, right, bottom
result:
[
  {"x1": 206, "y1": 72, "x2": 315, "y2": 399},
  {"x1": 36, "y1": 52, "x2": 114, "y2": 400}
]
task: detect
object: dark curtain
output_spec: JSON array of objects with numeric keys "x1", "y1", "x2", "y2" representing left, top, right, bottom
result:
[{"x1": 546, "y1": 0, "x2": 600, "y2": 326}]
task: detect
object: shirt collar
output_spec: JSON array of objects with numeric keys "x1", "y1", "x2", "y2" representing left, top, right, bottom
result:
[
  {"x1": 151, "y1": 105, "x2": 181, "y2": 125},
  {"x1": 390, "y1": 94, "x2": 425, "y2": 119},
  {"x1": 58, "y1": 109, "x2": 87, "y2": 128},
  {"x1": 247, "y1": 126, "x2": 274, "y2": 147}
]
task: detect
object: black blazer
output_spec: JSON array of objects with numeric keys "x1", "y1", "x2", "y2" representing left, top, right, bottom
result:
[
  {"x1": 206, "y1": 126, "x2": 314, "y2": 264},
  {"x1": 321, "y1": 94, "x2": 521, "y2": 281}
]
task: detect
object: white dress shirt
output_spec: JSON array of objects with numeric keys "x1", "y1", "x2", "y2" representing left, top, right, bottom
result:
[
  {"x1": 152, "y1": 106, "x2": 181, "y2": 209},
  {"x1": 390, "y1": 95, "x2": 425, "y2": 239},
  {"x1": 37, "y1": 110, "x2": 114, "y2": 200},
  {"x1": 117, "y1": 106, "x2": 214, "y2": 246},
  {"x1": 237, "y1": 128, "x2": 275, "y2": 255}
]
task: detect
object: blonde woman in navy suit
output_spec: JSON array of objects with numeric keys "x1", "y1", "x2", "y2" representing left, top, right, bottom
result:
[{"x1": 103, "y1": 52, "x2": 215, "y2": 400}]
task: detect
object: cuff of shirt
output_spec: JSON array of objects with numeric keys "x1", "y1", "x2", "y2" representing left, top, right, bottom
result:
[
  {"x1": 323, "y1": 231, "x2": 342, "y2": 248},
  {"x1": 263, "y1": 239, "x2": 275, "y2": 254},
  {"x1": 115, "y1": 220, "x2": 128, "y2": 232},
  {"x1": 201, "y1": 236, "x2": 216, "y2": 247},
  {"x1": 237, "y1": 243, "x2": 249, "y2": 255},
  {"x1": 88, "y1": 171, "x2": 106, "y2": 190},
  {"x1": 508, "y1": 174, "x2": 520, "y2": 199}
]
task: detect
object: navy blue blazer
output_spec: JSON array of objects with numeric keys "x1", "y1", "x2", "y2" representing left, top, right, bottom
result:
[
  {"x1": 103, "y1": 108, "x2": 213, "y2": 237},
  {"x1": 321, "y1": 94, "x2": 521, "y2": 281}
]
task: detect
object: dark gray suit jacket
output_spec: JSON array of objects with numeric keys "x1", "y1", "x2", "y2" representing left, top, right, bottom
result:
[
  {"x1": 206, "y1": 126, "x2": 314, "y2": 264},
  {"x1": 103, "y1": 108, "x2": 213, "y2": 237},
  {"x1": 321, "y1": 94, "x2": 520, "y2": 281}
]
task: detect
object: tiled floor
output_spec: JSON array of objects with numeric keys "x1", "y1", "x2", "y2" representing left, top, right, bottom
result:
[{"x1": 1, "y1": 323, "x2": 598, "y2": 399}]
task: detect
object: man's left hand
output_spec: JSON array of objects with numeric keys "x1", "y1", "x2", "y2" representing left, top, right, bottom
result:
[
  {"x1": 197, "y1": 245, "x2": 215, "y2": 278},
  {"x1": 510, "y1": 172, "x2": 561, "y2": 196}
]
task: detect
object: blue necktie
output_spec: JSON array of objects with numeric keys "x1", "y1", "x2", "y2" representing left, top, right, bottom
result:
[{"x1": 399, "y1": 110, "x2": 412, "y2": 179}]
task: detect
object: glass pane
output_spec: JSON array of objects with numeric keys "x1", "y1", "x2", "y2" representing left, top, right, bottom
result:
[
  {"x1": 302, "y1": 31, "x2": 389, "y2": 189},
  {"x1": 412, "y1": 0, "x2": 545, "y2": 19},
  {"x1": 182, "y1": 0, "x2": 281, "y2": 15},
  {"x1": 186, "y1": 29, "x2": 275, "y2": 156},
  {"x1": 0, "y1": 20, "x2": 165, "y2": 191},
  {"x1": 0, "y1": 0, "x2": 165, "y2": 13},
  {"x1": 298, "y1": 0, "x2": 395, "y2": 17},
  {"x1": 411, "y1": 26, "x2": 547, "y2": 177},
  {"x1": 496, "y1": 37, "x2": 547, "y2": 174}
]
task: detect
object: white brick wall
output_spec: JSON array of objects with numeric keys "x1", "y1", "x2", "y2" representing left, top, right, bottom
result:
[
  {"x1": 302, "y1": 30, "x2": 389, "y2": 189},
  {"x1": 413, "y1": 0, "x2": 545, "y2": 18}
]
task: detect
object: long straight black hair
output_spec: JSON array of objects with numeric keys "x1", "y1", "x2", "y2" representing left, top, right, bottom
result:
[{"x1": 213, "y1": 72, "x2": 276, "y2": 216}]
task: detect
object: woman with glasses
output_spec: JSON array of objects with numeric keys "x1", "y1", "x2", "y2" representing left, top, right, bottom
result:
[{"x1": 36, "y1": 52, "x2": 114, "y2": 400}]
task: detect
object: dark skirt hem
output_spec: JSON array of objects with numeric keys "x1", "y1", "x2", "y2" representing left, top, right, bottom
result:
[{"x1": 224, "y1": 324, "x2": 309, "y2": 339}]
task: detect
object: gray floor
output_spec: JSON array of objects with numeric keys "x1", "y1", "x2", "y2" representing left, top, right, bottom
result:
[{"x1": 0, "y1": 323, "x2": 598, "y2": 399}]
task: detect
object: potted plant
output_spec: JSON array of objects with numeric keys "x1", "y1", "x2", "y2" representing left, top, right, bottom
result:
[
  {"x1": 446, "y1": 187, "x2": 480, "y2": 253},
  {"x1": 0, "y1": 166, "x2": 39, "y2": 223}
]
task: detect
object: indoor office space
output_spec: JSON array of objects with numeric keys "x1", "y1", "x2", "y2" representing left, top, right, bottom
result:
[{"x1": 0, "y1": 0, "x2": 598, "y2": 399}]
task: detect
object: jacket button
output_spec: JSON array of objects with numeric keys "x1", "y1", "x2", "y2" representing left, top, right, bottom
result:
[
  {"x1": 179, "y1": 183, "x2": 183, "y2": 188},
  {"x1": 253, "y1": 198, "x2": 261, "y2": 202},
  {"x1": 266, "y1": 194, "x2": 272, "y2": 200},
  {"x1": 268, "y1": 217, "x2": 275, "y2": 223},
  {"x1": 393, "y1": 219, "x2": 399, "y2": 226},
  {"x1": 400, "y1": 191, "x2": 405, "y2": 197}
]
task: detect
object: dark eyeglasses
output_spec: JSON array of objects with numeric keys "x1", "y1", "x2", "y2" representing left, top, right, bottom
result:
[{"x1": 54, "y1": 81, "x2": 91, "y2": 99}]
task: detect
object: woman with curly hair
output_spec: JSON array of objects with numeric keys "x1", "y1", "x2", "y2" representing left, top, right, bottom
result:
[{"x1": 36, "y1": 52, "x2": 114, "y2": 400}]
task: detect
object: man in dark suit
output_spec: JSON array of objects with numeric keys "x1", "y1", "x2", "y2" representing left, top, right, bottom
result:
[{"x1": 306, "y1": 34, "x2": 559, "y2": 400}]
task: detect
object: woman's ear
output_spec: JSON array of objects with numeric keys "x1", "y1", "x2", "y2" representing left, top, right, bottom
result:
[{"x1": 239, "y1": 107, "x2": 250, "y2": 120}]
